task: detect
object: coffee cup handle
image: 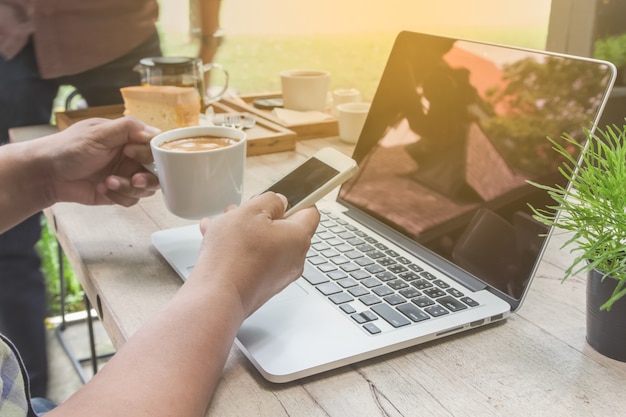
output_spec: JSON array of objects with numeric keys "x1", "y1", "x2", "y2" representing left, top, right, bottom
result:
[
  {"x1": 143, "y1": 163, "x2": 158, "y2": 176},
  {"x1": 202, "y1": 63, "x2": 230, "y2": 104}
]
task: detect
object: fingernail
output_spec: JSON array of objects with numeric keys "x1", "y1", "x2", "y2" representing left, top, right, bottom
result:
[
  {"x1": 275, "y1": 193, "x2": 288, "y2": 209},
  {"x1": 107, "y1": 177, "x2": 121, "y2": 190},
  {"x1": 132, "y1": 175, "x2": 148, "y2": 189}
]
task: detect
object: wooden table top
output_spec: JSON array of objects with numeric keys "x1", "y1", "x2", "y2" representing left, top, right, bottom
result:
[{"x1": 42, "y1": 132, "x2": 626, "y2": 416}]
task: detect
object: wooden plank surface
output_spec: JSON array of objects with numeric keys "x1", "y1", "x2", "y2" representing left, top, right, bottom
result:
[{"x1": 44, "y1": 136, "x2": 626, "y2": 416}]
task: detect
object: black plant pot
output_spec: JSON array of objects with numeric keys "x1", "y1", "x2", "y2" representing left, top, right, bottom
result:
[{"x1": 586, "y1": 269, "x2": 626, "y2": 361}]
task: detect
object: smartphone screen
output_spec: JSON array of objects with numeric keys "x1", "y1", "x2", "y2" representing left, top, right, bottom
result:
[{"x1": 265, "y1": 157, "x2": 339, "y2": 211}]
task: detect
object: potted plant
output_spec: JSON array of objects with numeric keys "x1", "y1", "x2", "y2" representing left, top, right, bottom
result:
[{"x1": 528, "y1": 124, "x2": 626, "y2": 362}]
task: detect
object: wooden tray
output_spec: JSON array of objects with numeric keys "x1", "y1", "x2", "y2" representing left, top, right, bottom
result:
[
  {"x1": 54, "y1": 103, "x2": 296, "y2": 156},
  {"x1": 210, "y1": 102, "x2": 296, "y2": 155},
  {"x1": 221, "y1": 93, "x2": 339, "y2": 140},
  {"x1": 55, "y1": 104, "x2": 124, "y2": 130}
]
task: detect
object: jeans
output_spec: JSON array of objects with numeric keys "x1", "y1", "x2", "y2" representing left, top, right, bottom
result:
[{"x1": 0, "y1": 31, "x2": 161, "y2": 398}]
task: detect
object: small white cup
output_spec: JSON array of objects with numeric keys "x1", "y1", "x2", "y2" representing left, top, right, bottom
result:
[
  {"x1": 331, "y1": 88, "x2": 361, "y2": 117},
  {"x1": 147, "y1": 125, "x2": 247, "y2": 219},
  {"x1": 280, "y1": 69, "x2": 331, "y2": 111},
  {"x1": 336, "y1": 102, "x2": 371, "y2": 144}
]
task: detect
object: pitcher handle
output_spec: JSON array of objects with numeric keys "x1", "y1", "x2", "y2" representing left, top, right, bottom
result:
[{"x1": 202, "y1": 63, "x2": 230, "y2": 105}]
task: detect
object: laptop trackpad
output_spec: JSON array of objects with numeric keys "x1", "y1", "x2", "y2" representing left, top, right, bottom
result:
[{"x1": 267, "y1": 280, "x2": 309, "y2": 304}]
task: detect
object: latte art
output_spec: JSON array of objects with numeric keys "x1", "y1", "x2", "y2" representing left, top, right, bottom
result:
[{"x1": 159, "y1": 136, "x2": 238, "y2": 152}]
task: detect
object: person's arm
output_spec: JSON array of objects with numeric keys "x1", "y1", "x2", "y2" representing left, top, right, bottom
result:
[
  {"x1": 0, "y1": 117, "x2": 159, "y2": 233},
  {"x1": 0, "y1": 135, "x2": 53, "y2": 231},
  {"x1": 198, "y1": 0, "x2": 223, "y2": 64},
  {"x1": 47, "y1": 193, "x2": 319, "y2": 417},
  {"x1": 0, "y1": 115, "x2": 318, "y2": 415}
]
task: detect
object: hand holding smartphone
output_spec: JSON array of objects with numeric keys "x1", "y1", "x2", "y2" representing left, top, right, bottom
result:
[{"x1": 261, "y1": 147, "x2": 358, "y2": 217}]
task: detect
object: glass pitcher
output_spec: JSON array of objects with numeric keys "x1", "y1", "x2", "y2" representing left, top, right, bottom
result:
[{"x1": 134, "y1": 57, "x2": 229, "y2": 107}]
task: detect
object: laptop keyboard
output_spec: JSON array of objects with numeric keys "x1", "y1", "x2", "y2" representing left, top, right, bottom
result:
[{"x1": 303, "y1": 210, "x2": 480, "y2": 335}]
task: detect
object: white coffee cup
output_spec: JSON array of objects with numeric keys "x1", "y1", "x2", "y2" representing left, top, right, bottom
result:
[
  {"x1": 147, "y1": 126, "x2": 247, "y2": 219},
  {"x1": 336, "y1": 102, "x2": 371, "y2": 144},
  {"x1": 331, "y1": 88, "x2": 361, "y2": 117},
  {"x1": 280, "y1": 69, "x2": 331, "y2": 111}
]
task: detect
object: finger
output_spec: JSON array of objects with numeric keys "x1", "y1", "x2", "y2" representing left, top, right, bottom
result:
[
  {"x1": 110, "y1": 156, "x2": 155, "y2": 186},
  {"x1": 285, "y1": 206, "x2": 320, "y2": 237},
  {"x1": 100, "y1": 189, "x2": 140, "y2": 208},
  {"x1": 88, "y1": 116, "x2": 160, "y2": 150},
  {"x1": 123, "y1": 143, "x2": 154, "y2": 164},
  {"x1": 199, "y1": 218, "x2": 212, "y2": 235},
  {"x1": 246, "y1": 192, "x2": 287, "y2": 220},
  {"x1": 130, "y1": 172, "x2": 160, "y2": 191},
  {"x1": 121, "y1": 117, "x2": 161, "y2": 144},
  {"x1": 275, "y1": 193, "x2": 289, "y2": 210},
  {"x1": 105, "y1": 174, "x2": 157, "y2": 196},
  {"x1": 103, "y1": 176, "x2": 156, "y2": 206}
]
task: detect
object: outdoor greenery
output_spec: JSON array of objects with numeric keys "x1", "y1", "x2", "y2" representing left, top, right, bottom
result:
[
  {"x1": 594, "y1": 32, "x2": 626, "y2": 69},
  {"x1": 37, "y1": 218, "x2": 84, "y2": 316},
  {"x1": 160, "y1": 32, "x2": 398, "y2": 101},
  {"x1": 529, "y1": 125, "x2": 626, "y2": 311},
  {"x1": 160, "y1": 28, "x2": 548, "y2": 101}
]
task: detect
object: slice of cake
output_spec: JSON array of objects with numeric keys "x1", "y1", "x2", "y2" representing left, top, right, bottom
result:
[{"x1": 120, "y1": 85, "x2": 200, "y2": 131}]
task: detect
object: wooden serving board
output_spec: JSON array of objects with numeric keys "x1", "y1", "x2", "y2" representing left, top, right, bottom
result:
[
  {"x1": 55, "y1": 104, "x2": 124, "y2": 130},
  {"x1": 221, "y1": 92, "x2": 339, "y2": 140},
  {"x1": 54, "y1": 102, "x2": 296, "y2": 156},
  {"x1": 210, "y1": 102, "x2": 296, "y2": 155}
]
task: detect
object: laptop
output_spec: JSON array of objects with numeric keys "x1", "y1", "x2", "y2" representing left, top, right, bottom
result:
[{"x1": 152, "y1": 31, "x2": 616, "y2": 382}]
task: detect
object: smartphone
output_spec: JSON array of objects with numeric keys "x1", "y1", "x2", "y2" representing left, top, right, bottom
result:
[{"x1": 262, "y1": 147, "x2": 358, "y2": 217}]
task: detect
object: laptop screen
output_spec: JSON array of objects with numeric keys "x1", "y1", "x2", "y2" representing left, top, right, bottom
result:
[{"x1": 338, "y1": 31, "x2": 615, "y2": 305}]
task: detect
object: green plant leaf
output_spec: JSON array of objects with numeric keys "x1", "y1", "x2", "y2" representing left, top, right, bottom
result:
[
  {"x1": 529, "y1": 124, "x2": 626, "y2": 311},
  {"x1": 36, "y1": 216, "x2": 84, "y2": 316}
]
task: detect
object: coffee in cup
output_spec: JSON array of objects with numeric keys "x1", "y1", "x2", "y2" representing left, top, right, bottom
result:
[
  {"x1": 158, "y1": 136, "x2": 238, "y2": 152},
  {"x1": 147, "y1": 126, "x2": 247, "y2": 219}
]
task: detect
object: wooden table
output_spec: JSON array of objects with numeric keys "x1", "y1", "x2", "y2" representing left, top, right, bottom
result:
[{"x1": 43, "y1": 134, "x2": 626, "y2": 416}]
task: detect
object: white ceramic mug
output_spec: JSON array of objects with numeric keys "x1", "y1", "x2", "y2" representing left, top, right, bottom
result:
[
  {"x1": 331, "y1": 88, "x2": 361, "y2": 117},
  {"x1": 280, "y1": 69, "x2": 331, "y2": 111},
  {"x1": 336, "y1": 102, "x2": 371, "y2": 144},
  {"x1": 147, "y1": 126, "x2": 247, "y2": 219}
]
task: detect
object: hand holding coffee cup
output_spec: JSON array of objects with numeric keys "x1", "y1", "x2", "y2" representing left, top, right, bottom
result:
[
  {"x1": 147, "y1": 126, "x2": 246, "y2": 219},
  {"x1": 280, "y1": 69, "x2": 331, "y2": 111}
]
